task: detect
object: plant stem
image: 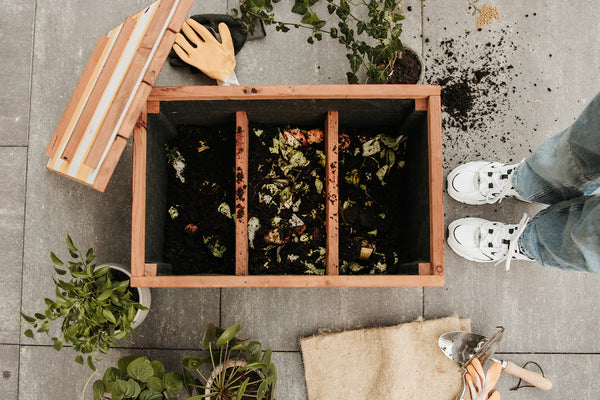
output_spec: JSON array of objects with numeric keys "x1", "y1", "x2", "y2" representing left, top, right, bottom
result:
[
  {"x1": 81, "y1": 369, "x2": 97, "y2": 400},
  {"x1": 466, "y1": 0, "x2": 481, "y2": 12}
]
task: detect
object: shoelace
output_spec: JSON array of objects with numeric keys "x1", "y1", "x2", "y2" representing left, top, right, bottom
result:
[
  {"x1": 479, "y1": 162, "x2": 522, "y2": 204},
  {"x1": 480, "y1": 214, "x2": 530, "y2": 271}
]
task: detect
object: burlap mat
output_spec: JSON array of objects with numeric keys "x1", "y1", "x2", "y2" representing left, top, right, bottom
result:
[{"x1": 300, "y1": 316, "x2": 470, "y2": 400}]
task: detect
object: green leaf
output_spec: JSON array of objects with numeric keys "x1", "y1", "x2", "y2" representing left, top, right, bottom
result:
[
  {"x1": 262, "y1": 348, "x2": 272, "y2": 366},
  {"x1": 24, "y1": 329, "x2": 34, "y2": 339},
  {"x1": 87, "y1": 355, "x2": 97, "y2": 371},
  {"x1": 75, "y1": 354, "x2": 84, "y2": 365},
  {"x1": 241, "y1": 361, "x2": 267, "y2": 371},
  {"x1": 291, "y1": 0, "x2": 307, "y2": 15},
  {"x1": 127, "y1": 357, "x2": 154, "y2": 382},
  {"x1": 50, "y1": 252, "x2": 64, "y2": 266},
  {"x1": 52, "y1": 339, "x2": 63, "y2": 351},
  {"x1": 150, "y1": 360, "x2": 165, "y2": 378},
  {"x1": 146, "y1": 376, "x2": 163, "y2": 392},
  {"x1": 54, "y1": 267, "x2": 67, "y2": 275},
  {"x1": 201, "y1": 323, "x2": 216, "y2": 350},
  {"x1": 117, "y1": 356, "x2": 137, "y2": 375},
  {"x1": 236, "y1": 377, "x2": 250, "y2": 400},
  {"x1": 245, "y1": 341, "x2": 262, "y2": 363},
  {"x1": 126, "y1": 379, "x2": 141, "y2": 398},
  {"x1": 111, "y1": 379, "x2": 129, "y2": 400},
  {"x1": 66, "y1": 235, "x2": 78, "y2": 253},
  {"x1": 162, "y1": 371, "x2": 184, "y2": 394},
  {"x1": 92, "y1": 380, "x2": 105, "y2": 400},
  {"x1": 257, "y1": 379, "x2": 268, "y2": 400},
  {"x1": 113, "y1": 330, "x2": 128, "y2": 341},
  {"x1": 216, "y1": 324, "x2": 242, "y2": 348},
  {"x1": 182, "y1": 355, "x2": 204, "y2": 370},
  {"x1": 94, "y1": 265, "x2": 110, "y2": 277},
  {"x1": 21, "y1": 313, "x2": 36, "y2": 323},
  {"x1": 336, "y1": 0, "x2": 350, "y2": 19},
  {"x1": 102, "y1": 367, "x2": 121, "y2": 391},
  {"x1": 139, "y1": 390, "x2": 164, "y2": 400},
  {"x1": 97, "y1": 289, "x2": 113, "y2": 301},
  {"x1": 103, "y1": 309, "x2": 116, "y2": 324}
]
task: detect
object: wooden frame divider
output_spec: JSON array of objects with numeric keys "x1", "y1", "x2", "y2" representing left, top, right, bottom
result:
[{"x1": 131, "y1": 84, "x2": 444, "y2": 288}]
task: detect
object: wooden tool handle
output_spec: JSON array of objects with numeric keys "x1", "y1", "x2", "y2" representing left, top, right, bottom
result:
[{"x1": 503, "y1": 360, "x2": 552, "y2": 391}]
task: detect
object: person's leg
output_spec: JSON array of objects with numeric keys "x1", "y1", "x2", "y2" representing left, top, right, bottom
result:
[
  {"x1": 519, "y1": 195, "x2": 600, "y2": 273},
  {"x1": 512, "y1": 93, "x2": 600, "y2": 204}
]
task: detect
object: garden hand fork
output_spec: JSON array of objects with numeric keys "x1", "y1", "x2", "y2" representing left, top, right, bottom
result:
[{"x1": 173, "y1": 19, "x2": 238, "y2": 85}]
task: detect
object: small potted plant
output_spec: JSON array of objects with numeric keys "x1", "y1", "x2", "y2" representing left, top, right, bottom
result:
[
  {"x1": 20, "y1": 235, "x2": 150, "y2": 370},
  {"x1": 181, "y1": 323, "x2": 277, "y2": 400},
  {"x1": 92, "y1": 356, "x2": 184, "y2": 400}
]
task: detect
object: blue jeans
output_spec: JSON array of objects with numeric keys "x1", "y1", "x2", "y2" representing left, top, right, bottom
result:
[{"x1": 513, "y1": 92, "x2": 600, "y2": 273}]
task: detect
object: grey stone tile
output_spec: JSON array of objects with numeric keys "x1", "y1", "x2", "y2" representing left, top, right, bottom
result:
[
  {"x1": 0, "y1": 345, "x2": 19, "y2": 400},
  {"x1": 273, "y1": 352, "x2": 307, "y2": 400},
  {"x1": 222, "y1": 288, "x2": 423, "y2": 351},
  {"x1": 491, "y1": 353, "x2": 600, "y2": 399},
  {"x1": 126, "y1": 288, "x2": 220, "y2": 349},
  {"x1": 0, "y1": 148, "x2": 26, "y2": 343},
  {"x1": 0, "y1": 0, "x2": 35, "y2": 146}
]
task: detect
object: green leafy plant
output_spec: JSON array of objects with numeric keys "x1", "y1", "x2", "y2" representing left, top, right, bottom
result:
[
  {"x1": 20, "y1": 235, "x2": 147, "y2": 370},
  {"x1": 181, "y1": 323, "x2": 277, "y2": 400},
  {"x1": 231, "y1": 0, "x2": 413, "y2": 83},
  {"x1": 92, "y1": 356, "x2": 184, "y2": 400}
]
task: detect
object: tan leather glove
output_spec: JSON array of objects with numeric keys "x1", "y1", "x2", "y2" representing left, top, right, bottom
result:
[
  {"x1": 465, "y1": 358, "x2": 502, "y2": 400},
  {"x1": 173, "y1": 19, "x2": 236, "y2": 81}
]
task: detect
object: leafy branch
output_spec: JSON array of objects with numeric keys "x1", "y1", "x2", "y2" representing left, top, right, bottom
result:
[{"x1": 231, "y1": 0, "x2": 408, "y2": 83}]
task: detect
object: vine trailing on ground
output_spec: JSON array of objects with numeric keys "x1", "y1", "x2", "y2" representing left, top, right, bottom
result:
[{"x1": 231, "y1": 0, "x2": 418, "y2": 83}]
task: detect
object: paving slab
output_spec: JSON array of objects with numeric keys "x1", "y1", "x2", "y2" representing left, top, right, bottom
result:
[
  {"x1": 0, "y1": 345, "x2": 19, "y2": 400},
  {"x1": 423, "y1": 0, "x2": 600, "y2": 353},
  {"x1": 0, "y1": 148, "x2": 26, "y2": 344},
  {"x1": 273, "y1": 351, "x2": 308, "y2": 400},
  {"x1": 221, "y1": 287, "x2": 423, "y2": 351},
  {"x1": 0, "y1": 0, "x2": 35, "y2": 146}
]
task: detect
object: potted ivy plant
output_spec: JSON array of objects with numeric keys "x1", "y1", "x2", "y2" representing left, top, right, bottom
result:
[
  {"x1": 181, "y1": 323, "x2": 277, "y2": 400},
  {"x1": 231, "y1": 0, "x2": 420, "y2": 84},
  {"x1": 92, "y1": 356, "x2": 184, "y2": 400},
  {"x1": 20, "y1": 235, "x2": 151, "y2": 370}
]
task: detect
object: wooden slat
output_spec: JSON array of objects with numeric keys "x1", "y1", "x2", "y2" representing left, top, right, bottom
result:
[
  {"x1": 148, "y1": 84, "x2": 442, "y2": 102},
  {"x1": 116, "y1": 82, "x2": 152, "y2": 139},
  {"x1": 147, "y1": 101, "x2": 160, "y2": 114},
  {"x1": 60, "y1": 17, "x2": 137, "y2": 163},
  {"x1": 142, "y1": 29, "x2": 176, "y2": 85},
  {"x1": 418, "y1": 262, "x2": 432, "y2": 275},
  {"x1": 92, "y1": 136, "x2": 128, "y2": 192},
  {"x1": 144, "y1": 263, "x2": 158, "y2": 277},
  {"x1": 235, "y1": 111, "x2": 249, "y2": 276},
  {"x1": 85, "y1": 0, "x2": 176, "y2": 169},
  {"x1": 427, "y1": 95, "x2": 444, "y2": 276},
  {"x1": 131, "y1": 274, "x2": 445, "y2": 288},
  {"x1": 166, "y1": 0, "x2": 195, "y2": 33},
  {"x1": 325, "y1": 111, "x2": 339, "y2": 276},
  {"x1": 45, "y1": 35, "x2": 110, "y2": 157},
  {"x1": 131, "y1": 113, "x2": 147, "y2": 278},
  {"x1": 415, "y1": 98, "x2": 427, "y2": 111}
]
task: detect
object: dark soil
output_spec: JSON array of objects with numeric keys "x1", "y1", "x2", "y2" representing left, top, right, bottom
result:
[
  {"x1": 386, "y1": 48, "x2": 422, "y2": 84},
  {"x1": 163, "y1": 125, "x2": 235, "y2": 275},
  {"x1": 338, "y1": 127, "x2": 414, "y2": 275},
  {"x1": 248, "y1": 125, "x2": 326, "y2": 275}
]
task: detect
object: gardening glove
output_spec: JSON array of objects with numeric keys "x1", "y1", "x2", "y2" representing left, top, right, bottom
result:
[
  {"x1": 173, "y1": 19, "x2": 236, "y2": 81},
  {"x1": 465, "y1": 358, "x2": 502, "y2": 400}
]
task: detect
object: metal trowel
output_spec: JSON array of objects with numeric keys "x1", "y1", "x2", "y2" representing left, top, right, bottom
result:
[{"x1": 439, "y1": 327, "x2": 552, "y2": 391}]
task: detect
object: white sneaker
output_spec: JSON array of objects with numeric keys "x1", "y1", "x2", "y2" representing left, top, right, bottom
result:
[
  {"x1": 447, "y1": 161, "x2": 526, "y2": 205},
  {"x1": 447, "y1": 214, "x2": 533, "y2": 270}
]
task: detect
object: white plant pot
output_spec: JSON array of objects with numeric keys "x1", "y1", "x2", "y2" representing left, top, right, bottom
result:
[
  {"x1": 101, "y1": 264, "x2": 151, "y2": 329},
  {"x1": 205, "y1": 360, "x2": 268, "y2": 397}
]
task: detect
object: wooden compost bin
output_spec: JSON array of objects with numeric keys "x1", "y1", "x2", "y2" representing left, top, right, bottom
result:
[{"x1": 131, "y1": 84, "x2": 443, "y2": 287}]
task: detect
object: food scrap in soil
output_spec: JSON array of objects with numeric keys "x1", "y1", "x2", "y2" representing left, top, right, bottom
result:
[
  {"x1": 248, "y1": 125, "x2": 327, "y2": 275},
  {"x1": 338, "y1": 128, "x2": 413, "y2": 275},
  {"x1": 163, "y1": 124, "x2": 235, "y2": 275}
]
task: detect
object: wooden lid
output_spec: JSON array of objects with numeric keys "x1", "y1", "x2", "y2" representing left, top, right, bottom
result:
[{"x1": 44, "y1": 0, "x2": 194, "y2": 191}]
